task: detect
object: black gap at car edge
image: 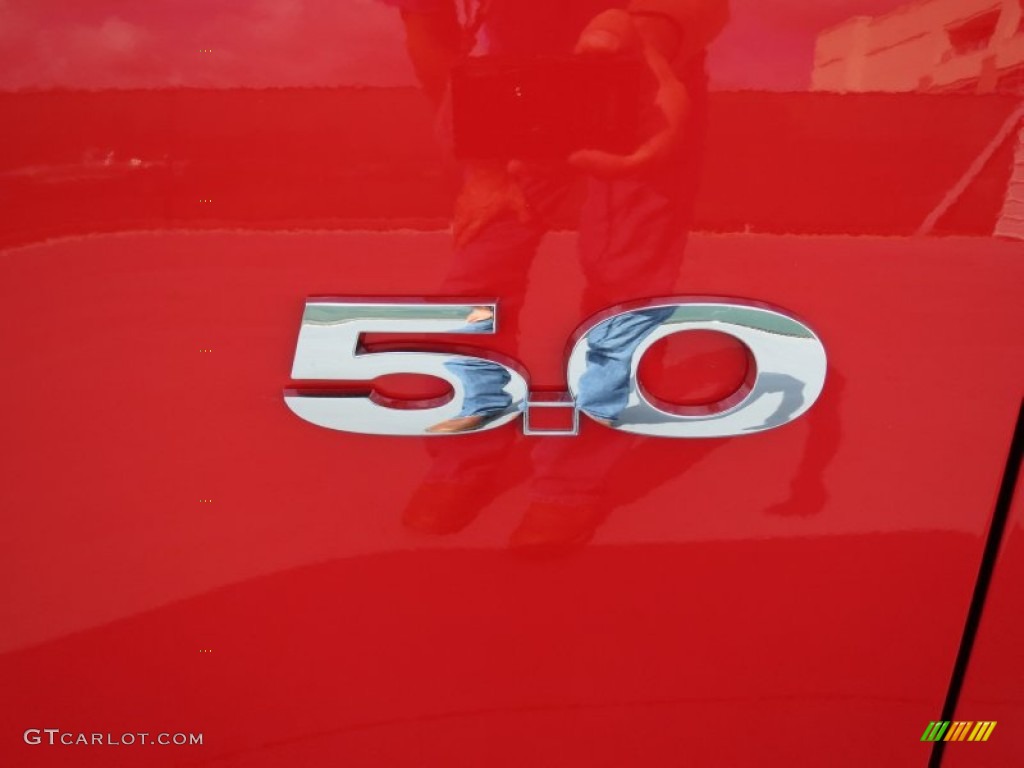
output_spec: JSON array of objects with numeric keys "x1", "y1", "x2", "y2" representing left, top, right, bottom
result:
[{"x1": 930, "y1": 399, "x2": 1024, "y2": 767}]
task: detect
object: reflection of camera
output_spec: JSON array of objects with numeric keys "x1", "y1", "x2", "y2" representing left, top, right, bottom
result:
[{"x1": 451, "y1": 54, "x2": 646, "y2": 160}]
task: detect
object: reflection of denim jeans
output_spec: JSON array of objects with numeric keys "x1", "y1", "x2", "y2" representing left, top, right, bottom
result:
[
  {"x1": 449, "y1": 308, "x2": 673, "y2": 421},
  {"x1": 450, "y1": 358, "x2": 513, "y2": 417},
  {"x1": 576, "y1": 307, "x2": 675, "y2": 421},
  {"x1": 447, "y1": 317, "x2": 513, "y2": 418}
]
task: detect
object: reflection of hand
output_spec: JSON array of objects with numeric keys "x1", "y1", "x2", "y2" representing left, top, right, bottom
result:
[
  {"x1": 466, "y1": 306, "x2": 494, "y2": 323},
  {"x1": 453, "y1": 161, "x2": 531, "y2": 248},
  {"x1": 570, "y1": 9, "x2": 689, "y2": 178}
]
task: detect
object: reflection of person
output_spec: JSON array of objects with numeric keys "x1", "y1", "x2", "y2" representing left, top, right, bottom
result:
[
  {"x1": 384, "y1": 0, "x2": 730, "y2": 548},
  {"x1": 573, "y1": 306, "x2": 675, "y2": 425},
  {"x1": 386, "y1": 0, "x2": 729, "y2": 432}
]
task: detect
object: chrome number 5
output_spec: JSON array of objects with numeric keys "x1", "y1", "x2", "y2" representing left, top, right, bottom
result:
[
  {"x1": 284, "y1": 298, "x2": 828, "y2": 438},
  {"x1": 284, "y1": 301, "x2": 528, "y2": 435}
]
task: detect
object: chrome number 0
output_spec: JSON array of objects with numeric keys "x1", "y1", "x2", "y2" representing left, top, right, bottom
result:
[
  {"x1": 285, "y1": 298, "x2": 827, "y2": 438},
  {"x1": 567, "y1": 302, "x2": 827, "y2": 437}
]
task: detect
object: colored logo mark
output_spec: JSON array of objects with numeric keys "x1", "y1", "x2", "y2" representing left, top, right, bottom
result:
[{"x1": 921, "y1": 721, "x2": 996, "y2": 742}]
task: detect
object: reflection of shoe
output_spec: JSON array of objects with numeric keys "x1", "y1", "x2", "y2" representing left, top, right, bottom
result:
[
  {"x1": 402, "y1": 482, "x2": 485, "y2": 534},
  {"x1": 581, "y1": 410, "x2": 614, "y2": 428},
  {"x1": 426, "y1": 415, "x2": 486, "y2": 434},
  {"x1": 509, "y1": 501, "x2": 608, "y2": 557},
  {"x1": 764, "y1": 482, "x2": 828, "y2": 517}
]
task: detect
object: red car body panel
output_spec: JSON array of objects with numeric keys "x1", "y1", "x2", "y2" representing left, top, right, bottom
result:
[
  {"x1": 2, "y1": 2, "x2": 1023, "y2": 766},
  {"x1": 947, "y1": 463, "x2": 1024, "y2": 768}
]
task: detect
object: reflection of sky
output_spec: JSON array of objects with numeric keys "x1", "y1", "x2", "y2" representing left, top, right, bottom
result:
[{"x1": 0, "y1": 0, "x2": 912, "y2": 91}]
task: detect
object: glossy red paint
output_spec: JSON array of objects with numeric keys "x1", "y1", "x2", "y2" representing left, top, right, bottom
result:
[
  {"x1": 947, "y1": 465, "x2": 1024, "y2": 767},
  {"x1": 2, "y1": 2, "x2": 1023, "y2": 766}
]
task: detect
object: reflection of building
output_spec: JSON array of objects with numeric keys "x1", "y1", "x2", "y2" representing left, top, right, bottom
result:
[
  {"x1": 813, "y1": 1, "x2": 1024, "y2": 240},
  {"x1": 813, "y1": 0, "x2": 1024, "y2": 94}
]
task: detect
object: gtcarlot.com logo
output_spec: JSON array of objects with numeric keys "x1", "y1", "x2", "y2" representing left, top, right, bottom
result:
[{"x1": 24, "y1": 728, "x2": 203, "y2": 747}]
